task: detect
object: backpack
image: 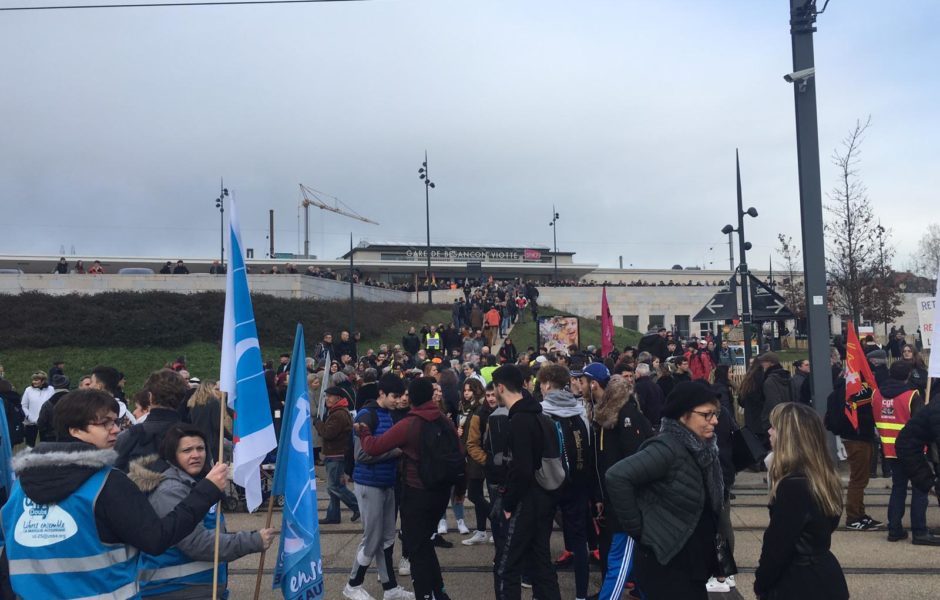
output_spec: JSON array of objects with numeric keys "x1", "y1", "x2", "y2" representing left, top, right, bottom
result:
[
  {"x1": 416, "y1": 417, "x2": 465, "y2": 490},
  {"x1": 533, "y1": 413, "x2": 568, "y2": 492},
  {"x1": 549, "y1": 415, "x2": 590, "y2": 488}
]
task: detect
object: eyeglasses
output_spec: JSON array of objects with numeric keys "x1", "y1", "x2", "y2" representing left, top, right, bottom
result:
[
  {"x1": 691, "y1": 410, "x2": 719, "y2": 421},
  {"x1": 89, "y1": 418, "x2": 119, "y2": 430}
]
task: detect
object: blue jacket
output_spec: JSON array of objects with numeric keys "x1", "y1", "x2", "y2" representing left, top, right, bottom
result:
[{"x1": 352, "y1": 403, "x2": 400, "y2": 488}]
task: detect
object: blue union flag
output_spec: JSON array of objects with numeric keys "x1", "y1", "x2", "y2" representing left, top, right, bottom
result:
[
  {"x1": 272, "y1": 324, "x2": 324, "y2": 599},
  {"x1": 219, "y1": 196, "x2": 277, "y2": 513}
]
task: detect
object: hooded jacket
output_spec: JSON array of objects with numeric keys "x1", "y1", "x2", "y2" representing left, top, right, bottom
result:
[
  {"x1": 4, "y1": 441, "x2": 222, "y2": 556},
  {"x1": 358, "y1": 399, "x2": 464, "y2": 490},
  {"x1": 592, "y1": 376, "x2": 653, "y2": 529},
  {"x1": 502, "y1": 391, "x2": 546, "y2": 513},
  {"x1": 36, "y1": 388, "x2": 69, "y2": 442},
  {"x1": 114, "y1": 407, "x2": 182, "y2": 472},
  {"x1": 759, "y1": 365, "x2": 792, "y2": 436},
  {"x1": 129, "y1": 455, "x2": 263, "y2": 598},
  {"x1": 314, "y1": 399, "x2": 352, "y2": 457}
]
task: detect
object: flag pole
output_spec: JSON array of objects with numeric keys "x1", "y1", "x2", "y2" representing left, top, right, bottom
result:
[
  {"x1": 252, "y1": 495, "x2": 276, "y2": 600},
  {"x1": 212, "y1": 391, "x2": 227, "y2": 599}
]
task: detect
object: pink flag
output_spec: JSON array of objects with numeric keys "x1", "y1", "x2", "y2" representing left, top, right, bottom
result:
[{"x1": 601, "y1": 286, "x2": 614, "y2": 357}]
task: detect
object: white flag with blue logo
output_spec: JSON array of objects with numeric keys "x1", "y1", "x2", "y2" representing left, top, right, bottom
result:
[
  {"x1": 220, "y1": 196, "x2": 277, "y2": 513},
  {"x1": 272, "y1": 324, "x2": 324, "y2": 599}
]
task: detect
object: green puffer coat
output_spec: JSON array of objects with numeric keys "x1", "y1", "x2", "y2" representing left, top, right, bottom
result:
[{"x1": 604, "y1": 432, "x2": 707, "y2": 565}]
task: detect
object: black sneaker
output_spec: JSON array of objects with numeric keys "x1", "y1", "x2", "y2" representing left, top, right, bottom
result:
[
  {"x1": 432, "y1": 535, "x2": 453, "y2": 548},
  {"x1": 862, "y1": 516, "x2": 884, "y2": 528},
  {"x1": 846, "y1": 518, "x2": 878, "y2": 531},
  {"x1": 350, "y1": 511, "x2": 361, "y2": 522},
  {"x1": 912, "y1": 532, "x2": 940, "y2": 546}
]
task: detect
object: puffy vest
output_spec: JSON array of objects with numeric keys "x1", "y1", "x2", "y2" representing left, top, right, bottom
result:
[
  {"x1": 352, "y1": 407, "x2": 398, "y2": 488},
  {"x1": 139, "y1": 505, "x2": 227, "y2": 597},
  {"x1": 426, "y1": 333, "x2": 441, "y2": 350},
  {"x1": 0, "y1": 467, "x2": 140, "y2": 599},
  {"x1": 873, "y1": 388, "x2": 916, "y2": 459}
]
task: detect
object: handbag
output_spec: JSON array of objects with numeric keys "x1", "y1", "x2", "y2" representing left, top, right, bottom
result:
[
  {"x1": 732, "y1": 425, "x2": 767, "y2": 472},
  {"x1": 715, "y1": 532, "x2": 738, "y2": 577}
]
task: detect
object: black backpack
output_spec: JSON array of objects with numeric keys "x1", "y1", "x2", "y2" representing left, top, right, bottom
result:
[
  {"x1": 550, "y1": 415, "x2": 590, "y2": 488},
  {"x1": 416, "y1": 417, "x2": 465, "y2": 489}
]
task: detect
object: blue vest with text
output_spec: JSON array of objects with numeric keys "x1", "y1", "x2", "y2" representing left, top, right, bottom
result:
[
  {"x1": 138, "y1": 505, "x2": 227, "y2": 597},
  {"x1": 0, "y1": 466, "x2": 140, "y2": 599}
]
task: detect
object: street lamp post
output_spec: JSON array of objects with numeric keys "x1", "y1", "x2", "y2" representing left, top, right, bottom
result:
[
  {"x1": 722, "y1": 150, "x2": 759, "y2": 368},
  {"x1": 418, "y1": 152, "x2": 435, "y2": 305},
  {"x1": 214, "y1": 179, "x2": 229, "y2": 269},
  {"x1": 549, "y1": 207, "x2": 560, "y2": 283}
]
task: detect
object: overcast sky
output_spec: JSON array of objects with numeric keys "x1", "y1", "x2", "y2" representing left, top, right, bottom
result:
[{"x1": 2, "y1": 0, "x2": 938, "y2": 270}]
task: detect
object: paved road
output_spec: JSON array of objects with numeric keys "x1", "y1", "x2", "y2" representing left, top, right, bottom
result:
[{"x1": 223, "y1": 469, "x2": 939, "y2": 599}]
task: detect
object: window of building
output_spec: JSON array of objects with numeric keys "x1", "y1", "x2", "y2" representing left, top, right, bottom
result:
[
  {"x1": 675, "y1": 315, "x2": 690, "y2": 338},
  {"x1": 622, "y1": 315, "x2": 639, "y2": 331},
  {"x1": 648, "y1": 315, "x2": 665, "y2": 330}
]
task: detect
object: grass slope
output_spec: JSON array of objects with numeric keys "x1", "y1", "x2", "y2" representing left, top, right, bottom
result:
[
  {"x1": 507, "y1": 307, "x2": 641, "y2": 352},
  {"x1": 0, "y1": 307, "x2": 453, "y2": 394}
]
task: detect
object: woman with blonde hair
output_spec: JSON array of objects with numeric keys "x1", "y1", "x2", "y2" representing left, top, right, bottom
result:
[
  {"x1": 187, "y1": 380, "x2": 229, "y2": 463},
  {"x1": 754, "y1": 402, "x2": 848, "y2": 600}
]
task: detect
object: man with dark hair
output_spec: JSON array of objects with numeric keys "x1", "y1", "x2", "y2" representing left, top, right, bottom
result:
[
  {"x1": 345, "y1": 374, "x2": 414, "y2": 600},
  {"x1": 90, "y1": 365, "x2": 136, "y2": 426},
  {"x1": 113, "y1": 369, "x2": 188, "y2": 472},
  {"x1": 491, "y1": 364, "x2": 561, "y2": 600},
  {"x1": 0, "y1": 389, "x2": 227, "y2": 599},
  {"x1": 357, "y1": 377, "x2": 463, "y2": 600}
]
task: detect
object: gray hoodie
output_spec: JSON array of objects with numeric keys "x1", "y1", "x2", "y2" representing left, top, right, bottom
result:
[{"x1": 541, "y1": 388, "x2": 590, "y2": 433}]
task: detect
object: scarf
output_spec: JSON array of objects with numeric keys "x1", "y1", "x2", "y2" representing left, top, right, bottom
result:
[
  {"x1": 660, "y1": 417, "x2": 724, "y2": 514},
  {"x1": 541, "y1": 389, "x2": 590, "y2": 432}
]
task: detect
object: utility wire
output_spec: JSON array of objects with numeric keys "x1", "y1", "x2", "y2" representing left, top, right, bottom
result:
[{"x1": 1, "y1": 0, "x2": 365, "y2": 11}]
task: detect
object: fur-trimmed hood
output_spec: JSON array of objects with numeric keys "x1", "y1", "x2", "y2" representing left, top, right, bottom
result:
[
  {"x1": 127, "y1": 454, "x2": 165, "y2": 494},
  {"x1": 593, "y1": 375, "x2": 632, "y2": 430},
  {"x1": 13, "y1": 442, "x2": 117, "y2": 505}
]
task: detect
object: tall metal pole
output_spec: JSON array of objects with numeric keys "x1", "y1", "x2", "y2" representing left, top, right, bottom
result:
[
  {"x1": 268, "y1": 210, "x2": 275, "y2": 259},
  {"x1": 303, "y1": 204, "x2": 310, "y2": 259},
  {"x1": 789, "y1": 0, "x2": 833, "y2": 412},
  {"x1": 727, "y1": 232, "x2": 735, "y2": 272},
  {"x1": 219, "y1": 178, "x2": 225, "y2": 267},
  {"x1": 736, "y1": 150, "x2": 753, "y2": 368},
  {"x1": 419, "y1": 151, "x2": 434, "y2": 305},
  {"x1": 551, "y1": 205, "x2": 558, "y2": 282},
  {"x1": 349, "y1": 233, "x2": 355, "y2": 331}
]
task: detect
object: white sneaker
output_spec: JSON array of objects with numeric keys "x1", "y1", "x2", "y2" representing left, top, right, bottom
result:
[
  {"x1": 705, "y1": 577, "x2": 731, "y2": 593},
  {"x1": 383, "y1": 587, "x2": 415, "y2": 600},
  {"x1": 398, "y1": 557, "x2": 411, "y2": 576},
  {"x1": 726, "y1": 575, "x2": 736, "y2": 588},
  {"x1": 462, "y1": 530, "x2": 488, "y2": 545},
  {"x1": 456, "y1": 519, "x2": 470, "y2": 535},
  {"x1": 343, "y1": 583, "x2": 376, "y2": 600},
  {"x1": 437, "y1": 519, "x2": 449, "y2": 535}
]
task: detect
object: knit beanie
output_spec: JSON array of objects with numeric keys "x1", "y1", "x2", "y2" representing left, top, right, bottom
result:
[{"x1": 662, "y1": 381, "x2": 719, "y2": 420}]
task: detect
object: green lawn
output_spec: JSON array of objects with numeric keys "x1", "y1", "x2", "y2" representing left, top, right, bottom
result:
[
  {"x1": 507, "y1": 307, "x2": 642, "y2": 353},
  {"x1": 0, "y1": 307, "x2": 454, "y2": 395}
]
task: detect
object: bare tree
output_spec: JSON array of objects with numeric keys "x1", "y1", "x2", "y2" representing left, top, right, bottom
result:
[
  {"x1": 776, "y1": 233, "x2": 806, "y2": 321},
  {"x1": 824, "y1": 116, "x2": 880, "y2": 326},
  {"x1": 861, "y1": 223, "x2": 904, "y2": 336},
  {"x1": 911, "y1": 223, "x2": 940, "y2": 281}
]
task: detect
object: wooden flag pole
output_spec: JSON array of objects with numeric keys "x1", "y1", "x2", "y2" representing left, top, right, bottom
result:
[
  {"x1": 252, "y1": 495, "x2": 276, "y2": 600},
  {"x1": 926, "y1": 377, "x2": 933, "y2": 406},
  {"x1": 212, "y1": 391, "x2": 228, "y2": 600}
]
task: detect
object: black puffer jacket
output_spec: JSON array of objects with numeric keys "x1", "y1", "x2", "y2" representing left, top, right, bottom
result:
[
  {"x1": 896, "y1": 400, "x2": 940, "y2": 494},
  {"x1": 760, "y1": 365, "x2": 792, "y2": 436},
  {"x1": 604, "y1": 430, "x2": 708, "y2": 564}
]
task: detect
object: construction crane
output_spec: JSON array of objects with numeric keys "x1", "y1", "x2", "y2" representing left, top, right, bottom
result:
[{"x1": 299, "y1": 183, "x2": 378, "y2": 258}]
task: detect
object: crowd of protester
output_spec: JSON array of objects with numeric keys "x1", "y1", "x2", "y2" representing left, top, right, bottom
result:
[{"x1": 2, "y1": 309, "x2": 939, "y2": 600}]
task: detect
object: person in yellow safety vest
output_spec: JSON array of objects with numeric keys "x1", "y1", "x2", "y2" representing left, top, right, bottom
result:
[
  {"x1": 425, "y1": 326, "x2": 442, "y2": 357},
  {"x1": 872, "y1": 361, "x2": 940, "y2": 545}
]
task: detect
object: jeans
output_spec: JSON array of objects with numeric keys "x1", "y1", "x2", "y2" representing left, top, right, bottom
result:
[
  {"x1": 842, "y1": 439, "x2": 872, "y2": 522},
  {"x1": 887, "y1": 458, "x2": 928, "y2": 535},
  {"x1": 324, "y1": 457, "x2": 358, "y2": 522}
]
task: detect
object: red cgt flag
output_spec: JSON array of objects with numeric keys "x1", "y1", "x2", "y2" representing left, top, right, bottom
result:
[
  {"x1": 601, "y1": 286, "x2": 614, "y2": 358},
  {"x1": 844, "y1": 320, "x2": 878, "y2": 431}
]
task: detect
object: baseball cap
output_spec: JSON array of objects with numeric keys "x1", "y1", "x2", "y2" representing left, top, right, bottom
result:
[{"x1": 573, "y1": 362, "x2": 610, "y2": 385}]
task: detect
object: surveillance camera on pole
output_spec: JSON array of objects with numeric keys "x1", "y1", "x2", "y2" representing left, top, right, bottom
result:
[{"x1": 784, "y1": 67, "x2": 816, "y2": 91}]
